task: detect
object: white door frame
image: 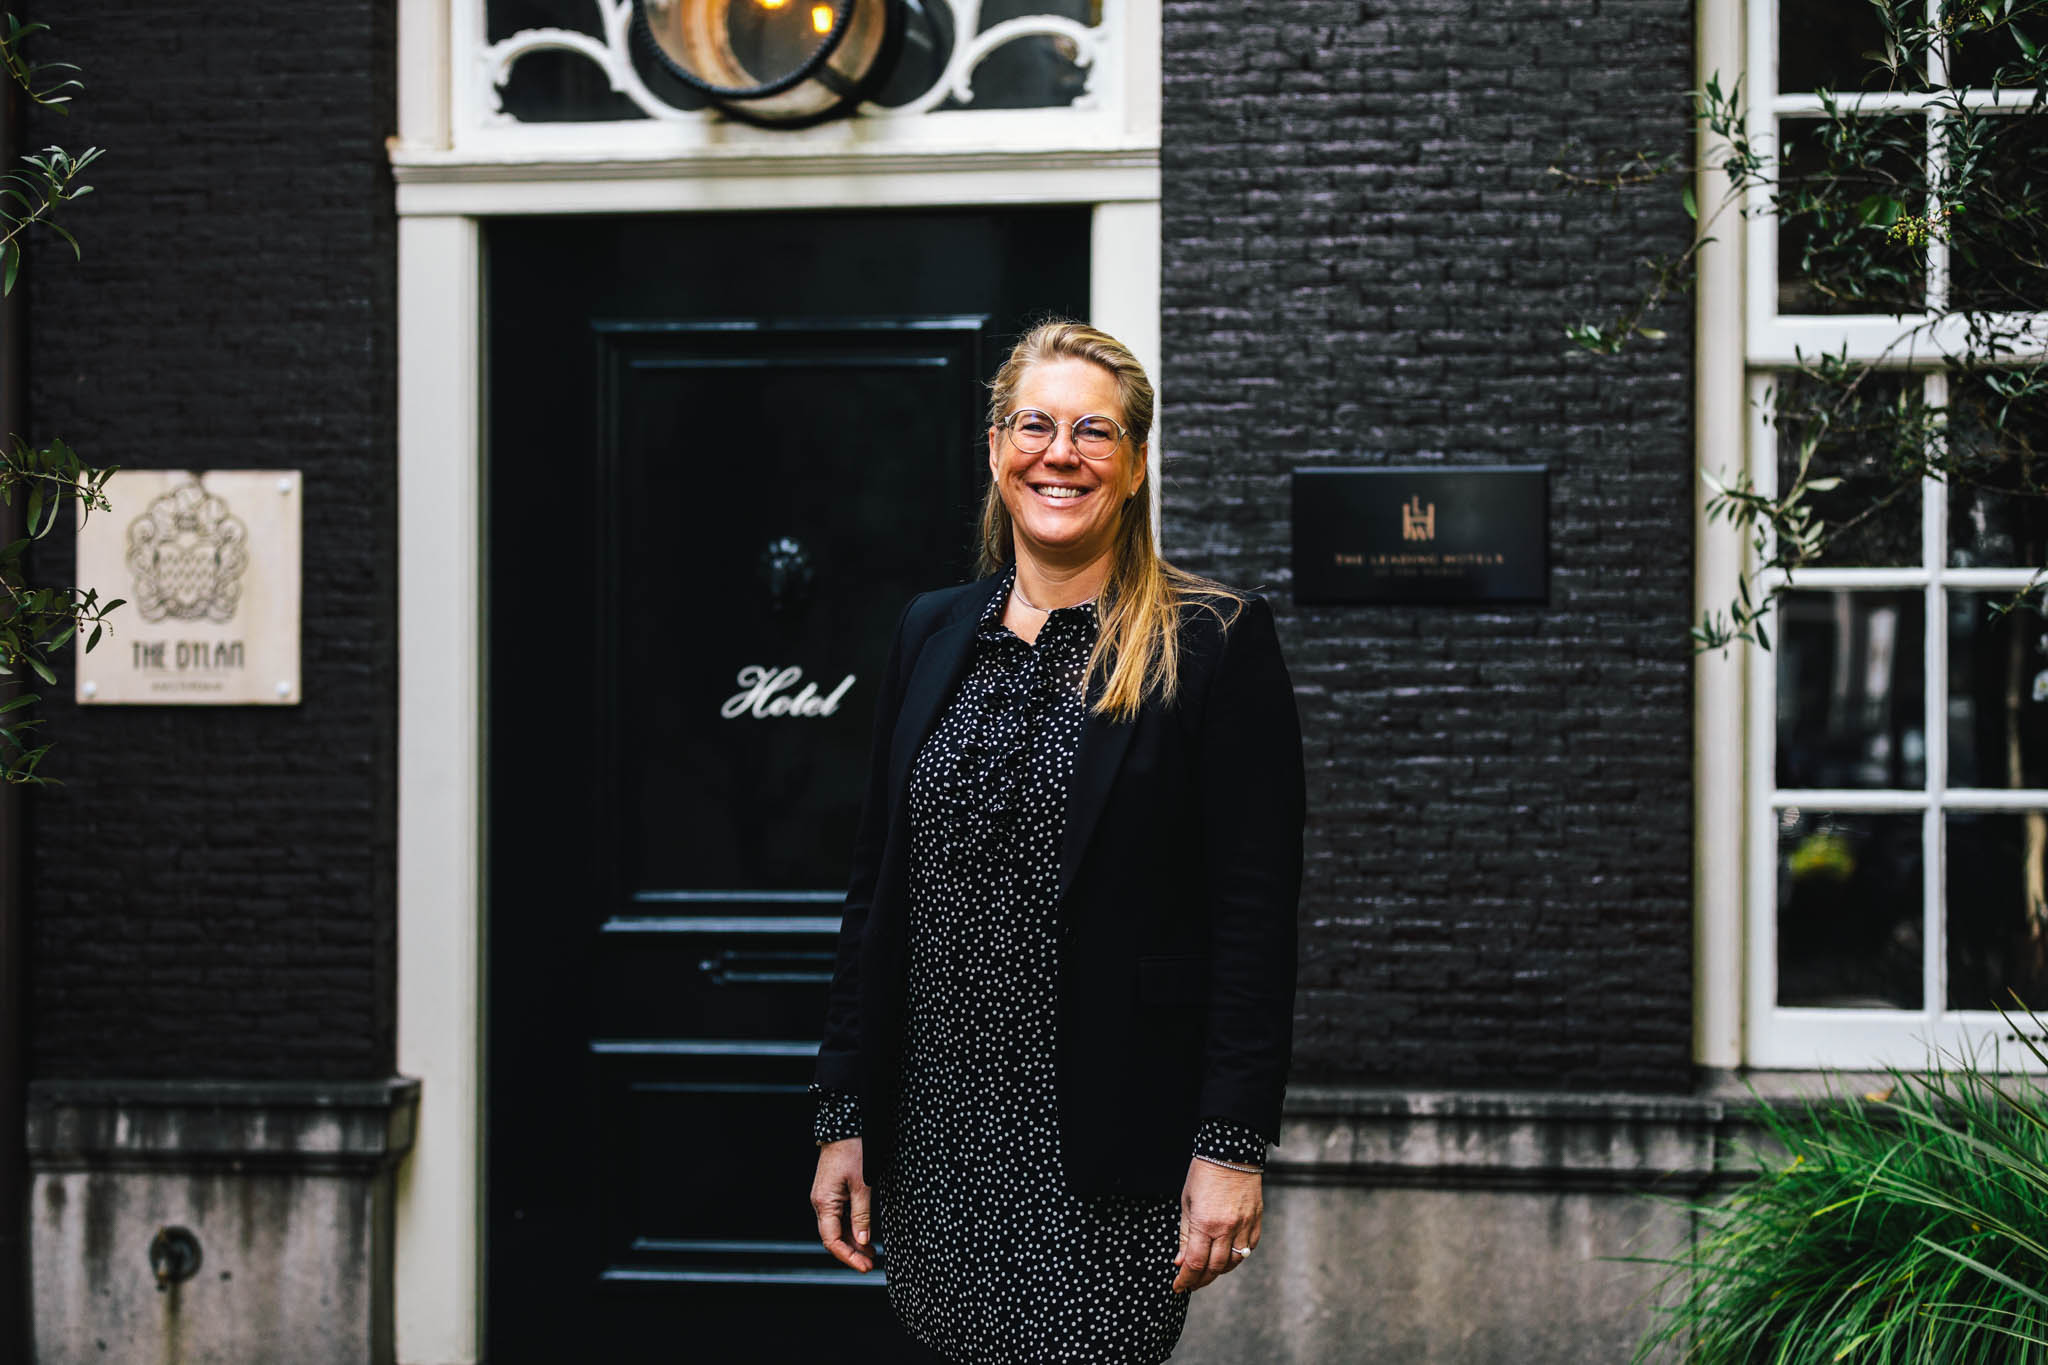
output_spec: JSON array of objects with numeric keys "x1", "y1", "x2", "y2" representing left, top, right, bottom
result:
[{"x1": 393, "y1": 6, "x2": 1161, "y2": 1361}]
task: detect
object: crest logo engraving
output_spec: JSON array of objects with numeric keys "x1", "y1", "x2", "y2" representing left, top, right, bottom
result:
[
  {"x1": 1401, "y1": 495, "x2": 1436, "y2": 542},
  {"x1": 126, "y1": 481, "x2": 251, "y2": 624}
]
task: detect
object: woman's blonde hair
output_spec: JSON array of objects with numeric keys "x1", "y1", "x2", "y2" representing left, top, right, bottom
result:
[{"x1": 979, "y1": 320, "x2": 1242, "y2": 722}]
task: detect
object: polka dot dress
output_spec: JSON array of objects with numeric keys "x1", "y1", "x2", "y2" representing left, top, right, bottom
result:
[{"x1": 814, "y1": 568, "x2": 1267, "y2": 1364}]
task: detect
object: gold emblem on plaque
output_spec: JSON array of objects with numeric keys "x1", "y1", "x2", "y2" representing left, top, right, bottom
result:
[{"x1": 1401, "y1": 496, "x2": 1436, "y2": 542}]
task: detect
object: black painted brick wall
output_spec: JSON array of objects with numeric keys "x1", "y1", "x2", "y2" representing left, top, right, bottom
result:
[
  {"x1": 1161, "y1": 2, "x2": 1697, "y2": 1088},
  {"x1": 21, "y1": 5, "x2": 397, "y2": 1079}
]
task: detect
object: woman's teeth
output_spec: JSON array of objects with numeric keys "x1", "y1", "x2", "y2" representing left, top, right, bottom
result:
[{"x1": 1037, "y1": 486, "x2": 1086, "y2": 499}]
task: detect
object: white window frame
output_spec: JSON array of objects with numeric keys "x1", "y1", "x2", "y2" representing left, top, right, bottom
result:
[
  {"x1": 1727, "y1": 0, "x2": 2048, "y2": 1070},
  {"x1": 392, "y1": 3, "x2": 1162, "y2": 1361}
]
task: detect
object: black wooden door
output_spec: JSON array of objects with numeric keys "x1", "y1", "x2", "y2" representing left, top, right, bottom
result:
[{"x1": 485, "y1": 210, "x2": 1090, "y2": 1362}]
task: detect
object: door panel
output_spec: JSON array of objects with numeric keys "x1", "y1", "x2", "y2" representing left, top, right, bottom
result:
[{"x1": 485, "y1": 209, "x2": 1090, "y2": 1362}]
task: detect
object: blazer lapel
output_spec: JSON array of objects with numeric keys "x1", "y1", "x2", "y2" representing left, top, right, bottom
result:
[
  {"x1": 1058, "y1": 703, "x2": 1138, "y2": 906},
  {"x1": 887, "y1": 579, "x2": 1002, "y2": 800}
]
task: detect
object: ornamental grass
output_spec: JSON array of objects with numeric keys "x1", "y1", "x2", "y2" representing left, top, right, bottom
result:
[{"x1": 1636, "y1": 1024, "x2": 2048, "y2": 1363}]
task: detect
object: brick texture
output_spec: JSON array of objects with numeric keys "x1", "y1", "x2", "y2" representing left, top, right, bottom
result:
[
  {"x1": 21, "y1": 5, "x2": 397, "y2": 1079},
  {"x1": 1161, "y1": 1, "x2": 1697, "y2": 1088}
]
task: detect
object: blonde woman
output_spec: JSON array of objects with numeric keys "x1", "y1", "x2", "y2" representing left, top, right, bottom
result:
[{"x1": 809, "y1": 321, "x2": 1305, "y2": 1363}]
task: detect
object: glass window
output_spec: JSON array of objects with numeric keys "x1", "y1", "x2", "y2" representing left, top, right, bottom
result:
[
  {"x1": 1779, "y1": 0, "x2": 1909, "y2": 94},
  {"x1": 1948, "y1": 376, "x2": 2048, "y2": 568},
  {"x1": 1777, "y1": 808, "x2": 1924, "y2": 1008},
  {"x1": 484, "y1": 0, "x2": 1106, "y2": 123},
  {"x1": 1944, "y1": 111, "x2": 2048, "y2": 312},
  {"x1": 1947, "y1": 592, "x2": 2048, "y2": 790},
  {"x1": 1946, "y1": 811, "x2": 2048, "y2": 1010},
  {"x1": 1777, "y1": 589, "x2": 1927, "y2": 789},
  {"x1": 1775, "y1": 115, "x2": 1928, "y2": 316},
  {"x1": 1749, "y1": 0, "x2": 2048, "y2": 1067},
  {"x1": 1772, "y1": 373, "x2": 1922, "y2": 567}
]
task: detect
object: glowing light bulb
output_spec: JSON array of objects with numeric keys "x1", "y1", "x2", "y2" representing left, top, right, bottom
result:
[
  {"x1": 757, "y1": 0, "x2": 789, "y2": 8},
  {"x1": 811, "y1": 4, "x2": 833, "y2": 33}
]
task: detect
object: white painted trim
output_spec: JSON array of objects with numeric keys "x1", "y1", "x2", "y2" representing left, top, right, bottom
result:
[
  {"x1": 398, "y1": 0, "x2": 453, "y2": 151},
  {"x1": 394, "y1": 214, "x2": 483, "y2": 1365},
  {"x1": 1742, "y1": 374, "x2": 1779, "y2": 1066},
  {"x1": 1091, "y1": 199, "x2": 1163, "y2": 529},
  {"x1": 393, "y1": 148, "x2": 1160, "y2": 217},
  {"x1": 1121, "y1": 0, "x2": 1162, "y2": 145},
  {"x1": 1694, "y1": 0, "x2": 1747, "y2": 1070}
]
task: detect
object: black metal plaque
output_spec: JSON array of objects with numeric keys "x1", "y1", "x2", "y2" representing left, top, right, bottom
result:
[{"x1": 1291, "y1": 466, "x2": 1549, "y2": 605}]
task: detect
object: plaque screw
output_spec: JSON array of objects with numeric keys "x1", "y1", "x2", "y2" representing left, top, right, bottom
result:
[
  {"x1": 277, "y1": 476, "x2": 294, "y2": 495},
  {"x1": 275, "y1": 681, "x2": 291, "y2": 698},
  {"x1": 81, "y1": 681, "x2": 97, "y2": 699}
]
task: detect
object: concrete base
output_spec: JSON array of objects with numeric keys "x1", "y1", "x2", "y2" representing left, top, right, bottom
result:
[
  {"x1": 26, "y1": 1078, "x2": 418, "y2": 1365},
  {"x1": 1178, "y1": 1184, "x2": 1687, "y2": 1365},
  {"x1": 1171, "y1": 1084, "x2": 1749, "y2": 1365}
]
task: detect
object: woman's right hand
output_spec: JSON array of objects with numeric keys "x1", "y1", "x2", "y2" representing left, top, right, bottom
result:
[{"x1": 810, "y1": 1137, "x2": 875, "y2": 1272}]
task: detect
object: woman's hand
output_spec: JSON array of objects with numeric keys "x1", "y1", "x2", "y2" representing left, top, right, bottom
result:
[
  {"x1": 810, "y1": 1137, "x2": 875, "y2": 1272},
  {"x1": 1171, "y1": 1158, "x2": 1262, "y2": 1294}
]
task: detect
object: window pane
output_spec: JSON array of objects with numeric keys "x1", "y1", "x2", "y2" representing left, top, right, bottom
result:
[
  {"x1": 1777, "y1": 115, "x2": 1928, "y2": 315},
  {"x1": 488, "y1": 0, "x2": 599, "y2": 42},
  {"x1": 929, "y1": 1, "x2": 1099, "y2": 111},
  {"x1": 1772, "y1": 372, "x2": 1921, "y2": 566},
  {"x1": 1949, "y1": 374, "x2": 2048, "y2": 566},
  {"x1": 1780, "y1": 0, "x2": 1907, "y2": 93},
  {"x1": 1947, "y1": 812, "x2": 2048, "y2": 1011},
  {"x1": 495, "y1": 49, "x2": 653, "y2": 123},
  {"x1": 1944, "y1": 112, "x2": 2048, "y2": 312},
  {"x1": 1778, "y1": 808, "x2": 1924, "y2": 1008},
  {"x1": 870, "y1": 0, "x2": 958, "y2": 107},
  {"x1": 1778, "y1": 590, "x2": 1928, "y2": 790},
  {"x1": 1946, "y1": 6, "x2": 2033, "y2": 90},
  {"x1": 1949, "y1": 591, "x2": 2048, "y2": 789}
]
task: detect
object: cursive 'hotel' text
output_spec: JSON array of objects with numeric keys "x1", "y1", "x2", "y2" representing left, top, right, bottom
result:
[{"x1": 721, "y1": 665, "x2": 857, "y2": 720}]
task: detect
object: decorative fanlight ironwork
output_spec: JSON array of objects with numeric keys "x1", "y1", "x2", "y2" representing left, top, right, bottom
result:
[
  {"x1": 482, "y1": 0, "x2": 1110, "y2": 126},
  {"x1": 632, "y1": 0, "x2": 901, "y2": 126}
]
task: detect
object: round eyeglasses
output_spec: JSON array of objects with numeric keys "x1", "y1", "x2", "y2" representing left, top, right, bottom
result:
[{"x1": 996, "y1": 409, "x2": 1129, "y2": 461}]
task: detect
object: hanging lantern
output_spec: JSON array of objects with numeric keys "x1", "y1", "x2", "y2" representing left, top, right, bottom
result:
[{"x1": 634, "y1": 0, "x2": 902, "y2": 127}]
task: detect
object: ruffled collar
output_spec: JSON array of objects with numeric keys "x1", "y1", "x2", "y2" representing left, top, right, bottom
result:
[{"x1": 978, "y1": 563, "x2": 1100, "y2": 655}]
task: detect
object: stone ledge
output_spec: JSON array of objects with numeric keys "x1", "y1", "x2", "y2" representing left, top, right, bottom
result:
[
  {"x1": 26, "y1": 1077, "x2": 419, "y2": 1173},
  {"x1": 1270, "y1": 1083, "x2": 1755, "y2": 1191}
]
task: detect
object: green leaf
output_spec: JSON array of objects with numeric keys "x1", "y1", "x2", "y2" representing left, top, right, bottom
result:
[
  {"x1": 0, "y1": 693, "x2": 39, "y2": 715},
  {"x1": 27, "y1": 657, "x2": 54, "y2": 686},
  {"x1": 1682, "y1": 182, "x2": 1699, "y2": 220}
]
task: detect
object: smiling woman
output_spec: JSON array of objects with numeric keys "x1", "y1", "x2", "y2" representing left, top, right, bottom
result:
[{"x1": 808, "y1": 322, "x2": 1307, "y2": 1364}]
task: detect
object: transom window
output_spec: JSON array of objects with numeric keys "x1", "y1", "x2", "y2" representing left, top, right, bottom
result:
[
  {"x1": 1744, "y1": 0, "x2": 2047, "y2": 1066},
  {"x1": 474, "y1": 0, "x2": 1118, "y2": 131}
]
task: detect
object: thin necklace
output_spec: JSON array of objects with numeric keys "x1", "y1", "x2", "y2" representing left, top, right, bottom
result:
[{"x1": 1012, "y1": 579, "x2": 1094, "y2": 614}]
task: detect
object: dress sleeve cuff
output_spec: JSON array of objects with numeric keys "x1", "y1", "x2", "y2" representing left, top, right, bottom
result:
[
  {"x1": 809, "y1": 1083, "x2": 863, "y2": 1146},
  {"x1": 1192, "y1": 1117, "x2": 1268, "y2": 1167}
]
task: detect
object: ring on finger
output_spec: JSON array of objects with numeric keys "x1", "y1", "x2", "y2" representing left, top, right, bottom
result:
[{"x1": 1231, "y1": 1245, "x2": 1252, "y2": 1257}]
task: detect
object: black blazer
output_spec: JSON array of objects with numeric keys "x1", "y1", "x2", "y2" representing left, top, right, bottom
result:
[{"x1": 813, "y1": 574, "x2": 1305, "y2": 1198}]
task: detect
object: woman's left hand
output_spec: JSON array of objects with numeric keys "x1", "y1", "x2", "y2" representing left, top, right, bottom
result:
[{"x1": 1171, "y1": 1159, "x2": 1263, "y2": 1294}]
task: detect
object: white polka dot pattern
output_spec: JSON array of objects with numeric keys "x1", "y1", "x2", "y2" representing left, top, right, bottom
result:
[{"x1": 884, "y1": 567, "x2": 1185, "y2": 1364}]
